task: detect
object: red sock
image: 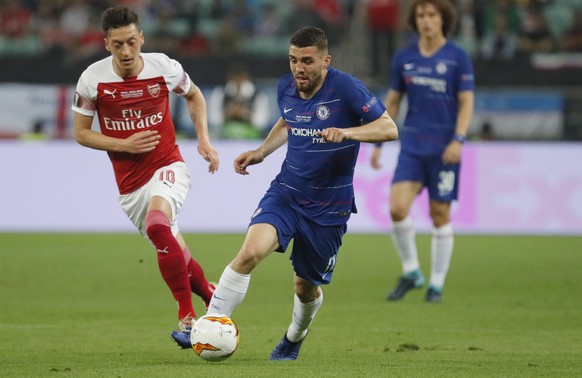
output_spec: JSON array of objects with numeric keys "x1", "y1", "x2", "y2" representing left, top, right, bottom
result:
[
  {"x1": 183, "y1": 247, "x2": 213, "y2": 303},
  {"x1": 145, "y1": 210, "x2": 194, "y2": 319}
]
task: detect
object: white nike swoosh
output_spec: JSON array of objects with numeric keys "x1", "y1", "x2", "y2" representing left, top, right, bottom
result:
[{"x1": 284, "y1": 108, "x2": 292, "y2": 113}]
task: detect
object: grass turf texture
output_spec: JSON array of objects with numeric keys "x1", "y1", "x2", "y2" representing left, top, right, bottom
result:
[{"x1": 1, "y1": 233, "x2": 581, "y2": 377}]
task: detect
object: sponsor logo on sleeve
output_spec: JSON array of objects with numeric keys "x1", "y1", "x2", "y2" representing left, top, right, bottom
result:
[{"x1": 361, "y1": 97, "x2": 377, "y2": 113}]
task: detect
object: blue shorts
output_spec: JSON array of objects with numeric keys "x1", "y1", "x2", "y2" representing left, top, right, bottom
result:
[
  {"x1": 249, "y1": 185, "x2": 347, "y2": 286},
  {"x1": 392, "y1": 150, "x2": 460, "y2": 202}
]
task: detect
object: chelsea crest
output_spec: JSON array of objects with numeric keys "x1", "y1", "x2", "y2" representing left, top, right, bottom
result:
[{"x1": 316, "y1": 105, "x2": 330, "y2": 120}]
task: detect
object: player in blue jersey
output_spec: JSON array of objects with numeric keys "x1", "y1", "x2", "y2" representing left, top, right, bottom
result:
[
  {"x1": 371, "y1": 0, "x2": 475, "y2": 303},
  {"x1": 171, "y1": 26, "x2": 399, "y2": 359}
]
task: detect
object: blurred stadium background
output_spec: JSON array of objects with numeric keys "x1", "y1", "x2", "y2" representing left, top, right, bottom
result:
[{"x1": 0, "y1": 0, "x2": 581, "y2": 235}]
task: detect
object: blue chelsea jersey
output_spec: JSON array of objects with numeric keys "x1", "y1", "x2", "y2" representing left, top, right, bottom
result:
[
  {"x1": 274, "y1": 67, "x2": 386, "y2": 226},
  {"x1": 390, "y1": 41, "x2": 474, "y2": 156}
]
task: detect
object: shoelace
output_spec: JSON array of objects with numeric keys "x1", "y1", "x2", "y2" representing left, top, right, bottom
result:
[{"x1": 179, "y1": 314, "x2": 195, "y2": 332}]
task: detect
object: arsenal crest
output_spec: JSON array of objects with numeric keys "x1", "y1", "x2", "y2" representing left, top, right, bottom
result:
[{"x1": 147, "y1": 83, "x2": 161, "y2": 97}]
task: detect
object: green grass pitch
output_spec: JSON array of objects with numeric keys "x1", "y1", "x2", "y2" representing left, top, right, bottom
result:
[{"x1": 1, "y1": 233, "x2": 581, "y2": 377}]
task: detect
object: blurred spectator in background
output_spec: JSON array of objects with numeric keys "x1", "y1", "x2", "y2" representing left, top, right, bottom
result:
[
  {"x1": 175, "y1": 1, "x2": 209, "y2": 56},
  {"x1": 367, "y1": 0, "x2": 399, "y2": 78},
  {"x1": 479, "y1": 0, "x2": 521, "y2": 37},
  {"x1": 480, "y1": 12, "x2": 517, "y2": 60},
  {"x1": 208, "y1": 65, "x2": 270, "y2": 139},
  {"x1": 0, "y1": 0, "x2": 31, "y2": 39},
  {"x1": 255, "y1": 2, "x2": 282, "y2": 38},
  {"x1": 517, "y1": 3, "x2": 554, "y2": 55},
  {"x1": 70, "y1": 12, "x2": 105, "y2": 62},
  {"x1": 3, "y1": 0, "x2": 582, "y2": 63},
  {"x1": 476, "y1": 120, "x2": 495, "y2": 140},
  {"x1": 180, "y1": 23, "x2": 211, "y2": 56},
  {"x1": 313, "y1": 0, "x2": 347, "y2": 46},
  {"x1": 0, "y1": 0, "x2": 38, "y2": 55},
  {"x1": 31, "y1": 1, "x2": 68, "y2": 57},
  {"x1": 560, "y1": 9, "x2": 582, "y2": 52},
  {"x1": 453, "y1": 0, "x2": 479, "y2": 57},
  {"x1": 60, "y1": 0, "x2": 91, "y2": 41},
  {"x1": 232, "y1": 0, "x2": 256, "y2": 37},
  {"x1": 177, "y1": 0, "x2": 201, "y2": 32},
  {"x1": 284, "y1": 0, "x2": 326, "y2": 42},
  {"x1": 216, "y1": 13, "x2": 241, "y2": 55},
  {"x1": 146, "y1": 5, "x2": 182, "y2": 55},
  {"x1": 210, "y1": 0, "x2": 229, "y2": 20}
]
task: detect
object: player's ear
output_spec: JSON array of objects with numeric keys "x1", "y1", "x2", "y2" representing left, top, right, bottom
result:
[
  {"x1": 324, "y1": 54, "x2": 331, "y2": 69},
  {"x1": 103, "y1": 37, "x2": 110, "y2": 52}
]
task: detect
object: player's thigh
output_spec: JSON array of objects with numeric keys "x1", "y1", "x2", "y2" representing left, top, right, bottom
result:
[
  {"x1": 120, "y1": 162, "x2": 190, "y2": 236},
  {"x1": 232, "y1": 223, "x2": 279, "y2": 274},
  {"x1": 119, "y1": 186, "x2": 150, "y2": 236},
  {"x1": 148, "y1": 162, "x2": 191, "y2": 220},
  {"x1": 248, "y1": 184, "x2": 296, "y2": 253}
]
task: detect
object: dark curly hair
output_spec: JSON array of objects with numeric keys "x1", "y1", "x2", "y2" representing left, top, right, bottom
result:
[
  {"x1": 290, "y1": 26, "x2": 328, "y2": 53},
  {"x1": 406, "y1": 0, "x2": 458, "y2": 37}
]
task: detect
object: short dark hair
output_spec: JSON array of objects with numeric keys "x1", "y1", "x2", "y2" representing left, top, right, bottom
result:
[
  {"x1": 290, "y1": 27, "x2": 328, "y2": 53},
  {"x1": 101, "y1": 6, "x2": 140, "y2": 35},
  {"x1": 407, "y1": 0, "x2": 457, "y2": 37}
]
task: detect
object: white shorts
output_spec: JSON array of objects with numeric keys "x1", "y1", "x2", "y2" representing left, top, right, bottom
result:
[{"x1": 119, "y1": 161, "x2": 191, "y2": 237}]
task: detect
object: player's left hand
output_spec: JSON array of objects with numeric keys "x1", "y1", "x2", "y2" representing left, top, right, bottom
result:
[
  {"x1": 234, "y1": 149, "x2": 264, "y2": 175},
  {"x1": 370, "y1": 147, "x2": 382, "y2": 170},
  {"x1": 442, "y1": 140, "x2": 462, "y2": 164},
  {"x1": 197, "y1": 140, "x2": 219, "y2": 173},
  {"x1": 317, "y1": 128, "x2": 349, "y2": 143}
]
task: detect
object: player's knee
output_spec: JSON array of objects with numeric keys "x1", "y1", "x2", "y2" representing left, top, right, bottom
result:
[
  {"x1": 390, "y1": 199, "x2": 411, "y2": 221},
  {"x1": 295, "y1": 284, "x2": 319, "y2": 303},
  {"x1": 429, "y1": 208, "x2": 450, "y2": 226},
  {"x1": 390, "y1": 206, "x2": 408, "y2": 222},
  {"x1": 232, "y1": 245, "x2": 262, "y2": 273},
  {"x1": 145, "y1": 210, "x2": 171, "y2": 239}
]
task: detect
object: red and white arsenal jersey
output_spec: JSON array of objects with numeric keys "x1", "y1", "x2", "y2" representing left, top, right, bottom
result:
[{"x1": 72, "y1": 53, "x2": 191, "y2": 194}]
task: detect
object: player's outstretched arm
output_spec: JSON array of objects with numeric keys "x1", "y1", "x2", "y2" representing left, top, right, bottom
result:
[
  {"x1": 73, "y1": 112, "x2": 160, "y2": 153},
  {"x1": 234, "y1": 117, "x2": 288, "y2": 175},
  {"x1": 318, "y1": 111, "x2": 398, "y2": 144},
  {"x1": 184, "y1": 81, "x2": 219, "y2": 173}
]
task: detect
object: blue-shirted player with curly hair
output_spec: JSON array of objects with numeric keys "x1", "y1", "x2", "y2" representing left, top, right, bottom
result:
[{"x1": 371, "y1": 0, "x2": 475, "y2": 304}]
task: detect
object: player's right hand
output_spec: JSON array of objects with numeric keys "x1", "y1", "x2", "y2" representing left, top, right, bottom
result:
[
  {"x1": 122, "y1": 130, "x2": 160, "y2": 154},
  {"x1": 197, "y1": 139, "x2": 219, "y2": 174}
]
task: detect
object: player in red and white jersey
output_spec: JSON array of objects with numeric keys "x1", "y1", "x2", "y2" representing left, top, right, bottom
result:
[{"x1": 71, "y1": 5, "x2": 219, "y2": 344}]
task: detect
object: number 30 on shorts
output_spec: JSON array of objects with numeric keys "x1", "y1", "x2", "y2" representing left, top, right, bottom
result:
[{"x1": 437, "y1": 171, "x2": 455, "y2": 195}]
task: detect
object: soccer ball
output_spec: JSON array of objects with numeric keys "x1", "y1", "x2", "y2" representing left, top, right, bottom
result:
[{"x1": 190, "y1": 314, "x2": 240, "y2": 362}]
